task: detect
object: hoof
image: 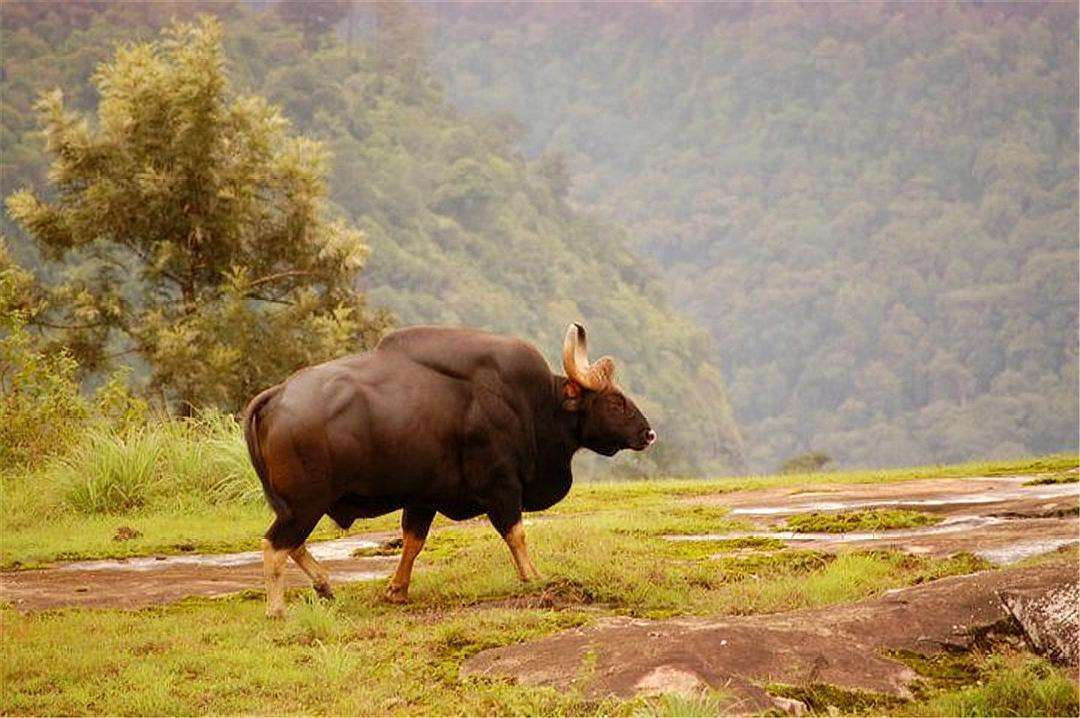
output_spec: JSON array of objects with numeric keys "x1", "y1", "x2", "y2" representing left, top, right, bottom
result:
[
  {"x1": 385, "y1": 585, "x2": 409, "y2": 604},
  {"x1": 314, "y1": 583, "x2": 335, "y2": 601}
]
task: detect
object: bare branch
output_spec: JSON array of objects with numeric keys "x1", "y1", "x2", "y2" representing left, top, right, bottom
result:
[
  {"x1": 246, "y1": 269, "x2": 321, "y2": 290},
  {"x1": 30, "y1": 319, "x2": 109, "y2": 331}
]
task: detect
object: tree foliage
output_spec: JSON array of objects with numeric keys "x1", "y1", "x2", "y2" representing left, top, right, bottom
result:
[
  {"x1": 0, "y1": 3, "x2": 745, "y2": 474},
  {"x1": 432, "y1": 1, "x2": 1079, "y2": 469},
  {"x1": 5, "y1": 16, "x2": 387, "y2": 412}
]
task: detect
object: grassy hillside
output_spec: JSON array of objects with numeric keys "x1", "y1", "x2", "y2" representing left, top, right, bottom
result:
[
  {"x1": 0, "y1": 2, "x2": 744, "y2": 476},
  {"x1": 429, "y1": 1, "x2": 1079, "y2": 471}
]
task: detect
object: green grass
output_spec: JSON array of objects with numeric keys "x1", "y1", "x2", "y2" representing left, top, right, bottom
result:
[
  {"x1": 767, "y1": 682, "x2": 906, "y2": 715},
  {"x1": 1023, "y1": 472, "x2": 1079, "y2": 486},
  {"x1": 1, "y1": 442, "x2": 1072, "y2": 716},
  {"x1": 765, "y1": 652, "x2": 1079, "y2": 717},
  {"x1": 901, "y1": 654, "x2": 1079, "y2": 717},
  {"x1": 0, "y1": 540, "x2": 995, "y2": 716},
  {"x1": 551, "y1": 453, "x2": 1080, "y2": 515},
  {"x1": 688, "y1": 536, "x2": 788, "y2": 551},
  {"x1": 1, "y1": 595, "x2": 618, "y2": 716},
  {"x1": 982, "y1": 456, "x2": 1080, "y2": 476},
  {"x1": 1, "y1": 423, "x2": 1077, "y2": 713},
  {"x1": 784, "y1": 508, "x2": 942, "y2": 534},
  {"x1": 633, "y1": 691, "x2": 734, "y2": 717}
]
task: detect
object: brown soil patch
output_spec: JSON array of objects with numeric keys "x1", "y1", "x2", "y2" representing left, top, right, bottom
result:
[
  {"x1": 462, "y1": 560, "x2": 1078, "y2": 713},
  {"x1": 0, "y1": 542, "x2": 399, "y2": 612}
]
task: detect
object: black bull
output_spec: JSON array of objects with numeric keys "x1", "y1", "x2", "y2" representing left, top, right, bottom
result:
[{"x1": 244, "y1": 323, "x2": 655, "y2": 617}]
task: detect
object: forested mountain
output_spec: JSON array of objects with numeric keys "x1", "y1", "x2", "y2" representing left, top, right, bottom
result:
[
  {"x1": 430, "y1": 1, "x2": 1079, "y2": 470},
  {"x1": 1, "y1": 2, "x2": 745, "y2": 476}
]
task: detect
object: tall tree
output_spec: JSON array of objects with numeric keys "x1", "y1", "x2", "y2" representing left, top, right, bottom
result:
[{"x1": 5, "y1": 16, "x2": 388, "y2": 413}]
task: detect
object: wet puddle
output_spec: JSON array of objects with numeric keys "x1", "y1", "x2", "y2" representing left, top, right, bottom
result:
[
  {"x1": 975, "y1": 538, "x2": 1078, "y2": 565},
  {"x1": 57, "y1": 534, "x2": 382, "y2": 572},
  {"x1": 729, "y1": 482, "x2": 1079, "y2": 516}
]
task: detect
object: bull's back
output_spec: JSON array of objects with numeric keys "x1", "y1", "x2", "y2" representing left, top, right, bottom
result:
[{"x1": 377, "y1": 326, "x2": 553, "y2": 398}]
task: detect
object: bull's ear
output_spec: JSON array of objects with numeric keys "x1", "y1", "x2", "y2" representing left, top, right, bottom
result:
[{"x1": 562, "y1": 380, "x2": 583, "y2": 411}]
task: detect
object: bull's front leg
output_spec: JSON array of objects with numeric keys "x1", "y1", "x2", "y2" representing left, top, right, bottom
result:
[
  {"x1": 488, "y1": 507, "x2": 541, "y2": 583},
  {"x1": 385, "y1": 506, "x2": 436, "y2": 604}
]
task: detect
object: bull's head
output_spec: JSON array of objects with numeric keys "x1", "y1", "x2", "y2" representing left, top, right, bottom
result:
[{"x1": 562, "y1": 323, "x2": 656, "y2": 456}]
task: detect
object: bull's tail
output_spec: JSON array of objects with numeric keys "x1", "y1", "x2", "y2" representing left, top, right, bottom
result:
[{"x1": 243, "y1": 385, "x2": 293, "y2": 521}]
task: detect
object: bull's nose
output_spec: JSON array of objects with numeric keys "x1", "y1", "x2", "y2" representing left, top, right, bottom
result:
[{"x1": 645, "y1": 429, "x2": 657, "y2": 445}]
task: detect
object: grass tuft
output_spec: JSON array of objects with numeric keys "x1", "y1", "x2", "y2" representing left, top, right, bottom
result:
[
  {"x1": 634, "y1": 690, "x2": 734, "y2": 717},
  {"x1": 288, "y1": 594, "x2": 341, "y2": 644},
  {"x1": 63, "y1": 433, "x2": 161, "y2": 514},
  {"x1": 767, "y1": 682, "x2": 905, "y2": 715},
  {"x1": 889, "y1": 648, "x2": 983, "y2": 696},
  {"x1": 703, "y1": 536, "x2": 788, "y2": 551},
  {"x1": 784, "y1": 508, "x2": 941, "y2": 534},
  {"x1": 983, "y1": 456, "x2": 1079, "y2": 476},
  {"x1": 902, "y1": 655, "x2": 1079, "y2": 717},
  {"x1": 1022, "y1": 472, "x2": 1078, "y2": 486}
]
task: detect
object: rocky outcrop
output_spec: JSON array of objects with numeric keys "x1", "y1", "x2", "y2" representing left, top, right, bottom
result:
[
  {"x1": 1000, "y1": 579, "x2": 1079, "y2": 665},
  {"x1": 462, "y1": 560, "x2": 1077, "y2": 714}
]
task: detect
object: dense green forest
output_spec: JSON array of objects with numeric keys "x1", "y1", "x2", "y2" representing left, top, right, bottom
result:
[
  {"x1": 5, "y1": 1, "x2": 1078, "y2": 475},
  {"x1": 1, "y1": 2, "x2": 745, "y2": 476},
  {"x1": 430, "y1": 1, "x2": 1079, "y2": 470}
]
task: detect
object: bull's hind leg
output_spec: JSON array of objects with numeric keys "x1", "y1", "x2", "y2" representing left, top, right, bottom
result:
[
  {"x1": 263, "y1": 512, "x2": 321, "y2": 619},
  {"x1": 386, "y1": 506, "x2": 436, "y2": 604},
  {"x1": 290, "y1": 544, "x2": 333, "y2": 600},
  {"x1": 261, "y1": 537, "x2": 290, "y2": 619}
]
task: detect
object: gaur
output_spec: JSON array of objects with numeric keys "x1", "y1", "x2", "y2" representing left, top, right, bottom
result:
[{"x1": 244, "y1": 323, "x2": 655, "y2": 617}]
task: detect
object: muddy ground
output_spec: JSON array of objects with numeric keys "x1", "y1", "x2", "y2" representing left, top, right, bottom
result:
[{"x1": 1, "y1": 472, "x2": 1076, "y2": 612}]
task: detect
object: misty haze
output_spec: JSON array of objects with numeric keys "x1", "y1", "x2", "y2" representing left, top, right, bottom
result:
[{"x1": 1, "y1": 2, "x2": 1077, "y2": 716}]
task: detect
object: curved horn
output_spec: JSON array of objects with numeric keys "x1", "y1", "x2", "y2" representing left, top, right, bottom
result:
[
  {"x1": 563, "y1": 323, "x2": 615, "y2": 391},
  {"x1": 563, "y1": 323, "x2": 590, "y2": 384}
]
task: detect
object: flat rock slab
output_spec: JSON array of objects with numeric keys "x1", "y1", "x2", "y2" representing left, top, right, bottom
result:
[
  {"x1": 0, "y1": 532, "x2": 399, "y2": 611},
  {"x1": 675, "y1": 474, "x2": 1078, "y2": 567},
  {"x1": 800, "y1": 516, "x2": 1079, "y2": 565},
  {"x1": 694, "y1": 475, "x2": 1080, "y2": 518},
  {"x1": 463, "y1": 560, "x2": 1078, "y2": 713}
]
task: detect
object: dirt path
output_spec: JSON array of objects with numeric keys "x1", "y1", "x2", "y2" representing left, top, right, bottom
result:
[
  {"x1": 0, "y1": 532, "x2": 399, "y2": 611},
  {"x1": 463, "y1": 559, "x2": 1079, "y2": 714}
]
